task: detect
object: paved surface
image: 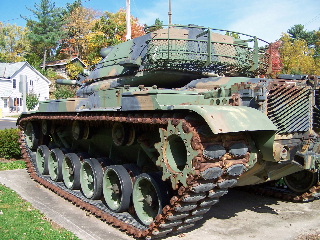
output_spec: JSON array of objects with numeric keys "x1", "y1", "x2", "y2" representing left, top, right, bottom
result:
[
  {"x1": 0, "y1": 169, "x2": 133, "y2": 240},
  {"x1": 0, "y1": 118, "x2": 17, "y2": 130},
  {"x1": 0, "y1": 169, "x2": 319, "y2": 240}
]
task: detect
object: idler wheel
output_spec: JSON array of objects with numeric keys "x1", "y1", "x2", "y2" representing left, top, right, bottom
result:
[
  {"x1": 284, "y1": 170, "x2": 318, "y2": 193},
  {"x1": 36, "y1": 145, "x2": 50, "y2": 175},
  {"x1": 103, "y1": 165, "x2": 133, "y2": 212},
  {"x1": 24, "y1": 121, "x2": 39, "y2": 150},
  {"x1": 62, "y1": 153, "x2": 81, "y2": 190},
  {"x1": 48, "y1": 148, "x2": 64, "y2": 181},
  {"x1": 133, "y1": 173, "x2": 170, "y2": 226},
  {"x1": 80, "y1": 158, "x2": 103, "y2": 199}
]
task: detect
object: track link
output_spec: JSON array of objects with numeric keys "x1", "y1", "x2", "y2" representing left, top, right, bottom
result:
[{"x1": 18, "y1": 112, "x2": 250, "y2": 239}]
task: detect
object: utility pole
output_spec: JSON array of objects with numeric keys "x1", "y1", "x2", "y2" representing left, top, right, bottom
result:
[
  {"x1": 126, "y1": 0, "x2": 131, "y2": 41},
  {"x1": 20, "y1": 75, "x2": 27, "y2": 112},
  {"x1": 168, "y1": 0, "x2": 172, "y2": 25}
]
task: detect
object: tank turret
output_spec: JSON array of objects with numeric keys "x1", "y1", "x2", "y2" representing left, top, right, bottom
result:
[{"x1": 77, "y1": 25, "x2": 269, "y2": 94}]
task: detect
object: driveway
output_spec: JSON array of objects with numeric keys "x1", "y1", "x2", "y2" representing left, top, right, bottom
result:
[{"x1": 0, "y1": 118, "x2": 17, "y2": 130}]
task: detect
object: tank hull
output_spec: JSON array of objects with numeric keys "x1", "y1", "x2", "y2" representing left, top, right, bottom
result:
[{"x1": 17, "y1": 25, "x2": 320, "y2": 238}]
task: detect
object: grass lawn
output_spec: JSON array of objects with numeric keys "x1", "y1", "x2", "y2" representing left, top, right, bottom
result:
[
  {"x1": 0, "y1": 160, "x2": 26, "y2": 170},
  {"x1": 0, "y1": 161, "x2": 79, "y2": 240}
]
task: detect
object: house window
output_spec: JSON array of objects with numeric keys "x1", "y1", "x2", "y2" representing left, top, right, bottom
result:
[
  {"x1": 4, "y1": 98, "x2": 8, "y2": 108},
  {"x1": 13, "y1": 79, "x2": 16, "y2": 89},
  {"x1": 14, "y1": 98, "x2": 22, "y2": 106},
  {"x1": 30, "y1": 80, "x2": 33, "y2": 86}
]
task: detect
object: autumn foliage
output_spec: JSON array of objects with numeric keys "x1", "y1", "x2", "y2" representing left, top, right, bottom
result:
[
  {"x1": 268, "y1": 25, "x2": 320, "y2": 77},
  {"x1": 279, "y1": 34, "x2": 319, "y2": 75},
  {"x1": 268, "y1": 40, "x2": 283, "y2": 77}
]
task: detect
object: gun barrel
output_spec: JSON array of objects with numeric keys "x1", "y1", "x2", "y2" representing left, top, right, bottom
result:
[{"x1": 56, "y1": 79, "x2": 77, "y2": 85}]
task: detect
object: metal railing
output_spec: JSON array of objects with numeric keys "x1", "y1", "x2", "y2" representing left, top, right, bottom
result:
[{"x1": 144, "y1": 25, "x2": 270, "y2": 74}]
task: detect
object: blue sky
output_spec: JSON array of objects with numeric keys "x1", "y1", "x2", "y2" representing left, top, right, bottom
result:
[{"x1": 0, "y1": 0, "x2": 319, "y2": 43}]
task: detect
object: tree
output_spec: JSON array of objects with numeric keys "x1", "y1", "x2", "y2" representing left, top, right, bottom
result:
[
  {"x1": 65, "y1": 0, "x2": 82, "y2": 13},
  {"x1": 268, "y1": 40, "x2": 283, "y2": 78},
  {"x1": 80, "y1": 9, "x2": 145, "y2": 65},
  {"x1": 287, "y1": 24, "x2": 320, "y2": 58},
  {"x1": 94, "y1": 9, "x2": 145, "y2": 46},
  {"x1": 0, "y1": 22, "x2": 30, "y2": 62},
  {"x1": 316, "y1": 30, "x2": 320, "y2": 58},
  {"x1": 287, "y1": 24, "x2": 316, "y2": 46},
  {"x1": 23, "y1": 0, "x2": 66, "y2": 69},
  {"x1": 145, "y1": 18, "x2": 163, "y2": 33},
  {"x1": 82, "y1": 31, "x2": 107, "y2": 65},
  {"x1": 66, "y1": 61, "x2": 84, "y2": 79},
  {"x1": 225, "y1": 31, "x2": 240, "y2": 39},
  {"x1": 59, "y1": 5, "x2": 101, "y2": 59},
  {"x1": 280, "y1": 34, "x2": 319, "y2": 75}
]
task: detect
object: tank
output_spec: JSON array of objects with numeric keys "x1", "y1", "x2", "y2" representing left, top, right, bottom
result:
[{"x1": 17, "y1": 25, "x2": 319, "y2": 238}]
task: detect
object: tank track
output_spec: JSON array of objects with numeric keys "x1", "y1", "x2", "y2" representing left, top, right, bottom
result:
[
  {"x1": 18, "y1": 112, "x2": 250, "y2": 239},
  {"x1": 241, "y1": 180, "x2": 320, "y2": 202}
]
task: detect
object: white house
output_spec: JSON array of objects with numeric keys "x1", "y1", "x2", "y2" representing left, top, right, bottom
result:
[{"x1": 0, "y1": 62, "x2": 51, "y2": 114}]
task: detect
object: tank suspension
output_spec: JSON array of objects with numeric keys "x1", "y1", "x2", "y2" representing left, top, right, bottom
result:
[{"x1": 18, "y1": 112, "x2": 254, "y2": 238}]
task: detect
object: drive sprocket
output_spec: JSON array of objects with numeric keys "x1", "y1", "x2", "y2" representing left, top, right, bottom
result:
[{"x1": 155, "y1": 119, "x2": 201, "y2": 189}]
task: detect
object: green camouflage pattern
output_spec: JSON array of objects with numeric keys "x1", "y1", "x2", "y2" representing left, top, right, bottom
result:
[{"x1": 34, "y1": 25, "x2": 319, "y2": 186}]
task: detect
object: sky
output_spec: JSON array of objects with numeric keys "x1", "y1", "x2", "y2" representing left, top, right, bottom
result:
[{"x1": 0, "y1": 0, "x2": 319, "y2": 43}]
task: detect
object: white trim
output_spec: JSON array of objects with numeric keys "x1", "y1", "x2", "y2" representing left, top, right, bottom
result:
[{"x1": 11, "y1": 62, "x2": 51, "y2": 85}]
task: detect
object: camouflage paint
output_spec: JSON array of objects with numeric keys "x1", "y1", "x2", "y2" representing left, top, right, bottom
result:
[{"x1": 34, "y1": 25, "x2": 319, "y2": 184}]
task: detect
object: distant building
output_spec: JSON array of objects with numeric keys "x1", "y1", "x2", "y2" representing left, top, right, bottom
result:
[
  {"x1": 42, "y1": 57, "x2": 86, "y2": 79},
  {"x1": 0, "y1": 62, "x2": 51, "y2": 114}
]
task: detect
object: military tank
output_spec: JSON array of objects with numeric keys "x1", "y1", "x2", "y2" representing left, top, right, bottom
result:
[{"x1": 17, "y1": 25, "x2": 319, "y2": 238}]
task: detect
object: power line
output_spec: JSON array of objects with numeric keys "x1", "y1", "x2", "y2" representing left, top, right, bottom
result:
[{"x1": 304, "y1": 13, "x2": 320, "y2": 28}]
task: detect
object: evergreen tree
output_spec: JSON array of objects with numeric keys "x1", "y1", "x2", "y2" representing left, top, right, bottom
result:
[
  {"x1": 287, "y1": 24, "x2": 320, "y2": 57},
  {"x1": 22, "y1": 0, "x2": 66, "y2": 69},
  {"x1": 65, "y1": 0, "x2": 83, "y2": 14},
  {"x1": 146, "y1": 18, "x2": 163, "y2": 33}
]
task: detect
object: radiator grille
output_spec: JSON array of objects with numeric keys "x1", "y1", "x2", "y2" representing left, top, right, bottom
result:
[
  {"x1": 267, "y1": 84, "x2": 311, "y2": 133},
  {"x1": 313, "y1": 89, "x2": 320, "y2": 131}
]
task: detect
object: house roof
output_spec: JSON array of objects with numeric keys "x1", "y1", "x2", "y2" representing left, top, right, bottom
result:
[
  {"x1": 44, "y1": 57, "x2": 87, "y2": 67},
  {"x1": 0, "y1": 61, "x2": 51, "y2": 85},
  {"x1": 0, "y1": 62, "x2": 26, "y2": 78}
]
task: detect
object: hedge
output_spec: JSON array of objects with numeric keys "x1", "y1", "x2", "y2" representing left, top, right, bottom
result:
[{"x1": 0, "y1": 128, "x2": 21, "y2": 159}]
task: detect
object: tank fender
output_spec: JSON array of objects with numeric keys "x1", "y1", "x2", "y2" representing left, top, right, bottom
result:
[{"x1": 172, "y1": 105, "x2": 277, "y2": 134}]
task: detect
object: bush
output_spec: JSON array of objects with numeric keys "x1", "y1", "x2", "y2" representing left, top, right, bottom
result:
[
  {"x1": 0, "y1": 129, "x2": 21, "y2": 159},
  {"x1": 66, "y1": 61, "x2": 84, "y2": 79},
  {"x1": 54, "y1": 85, "x2": 77, "y2": 99},
  {"x1": 26, "y1": 93, "x2": 39, "y2": 110}
]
